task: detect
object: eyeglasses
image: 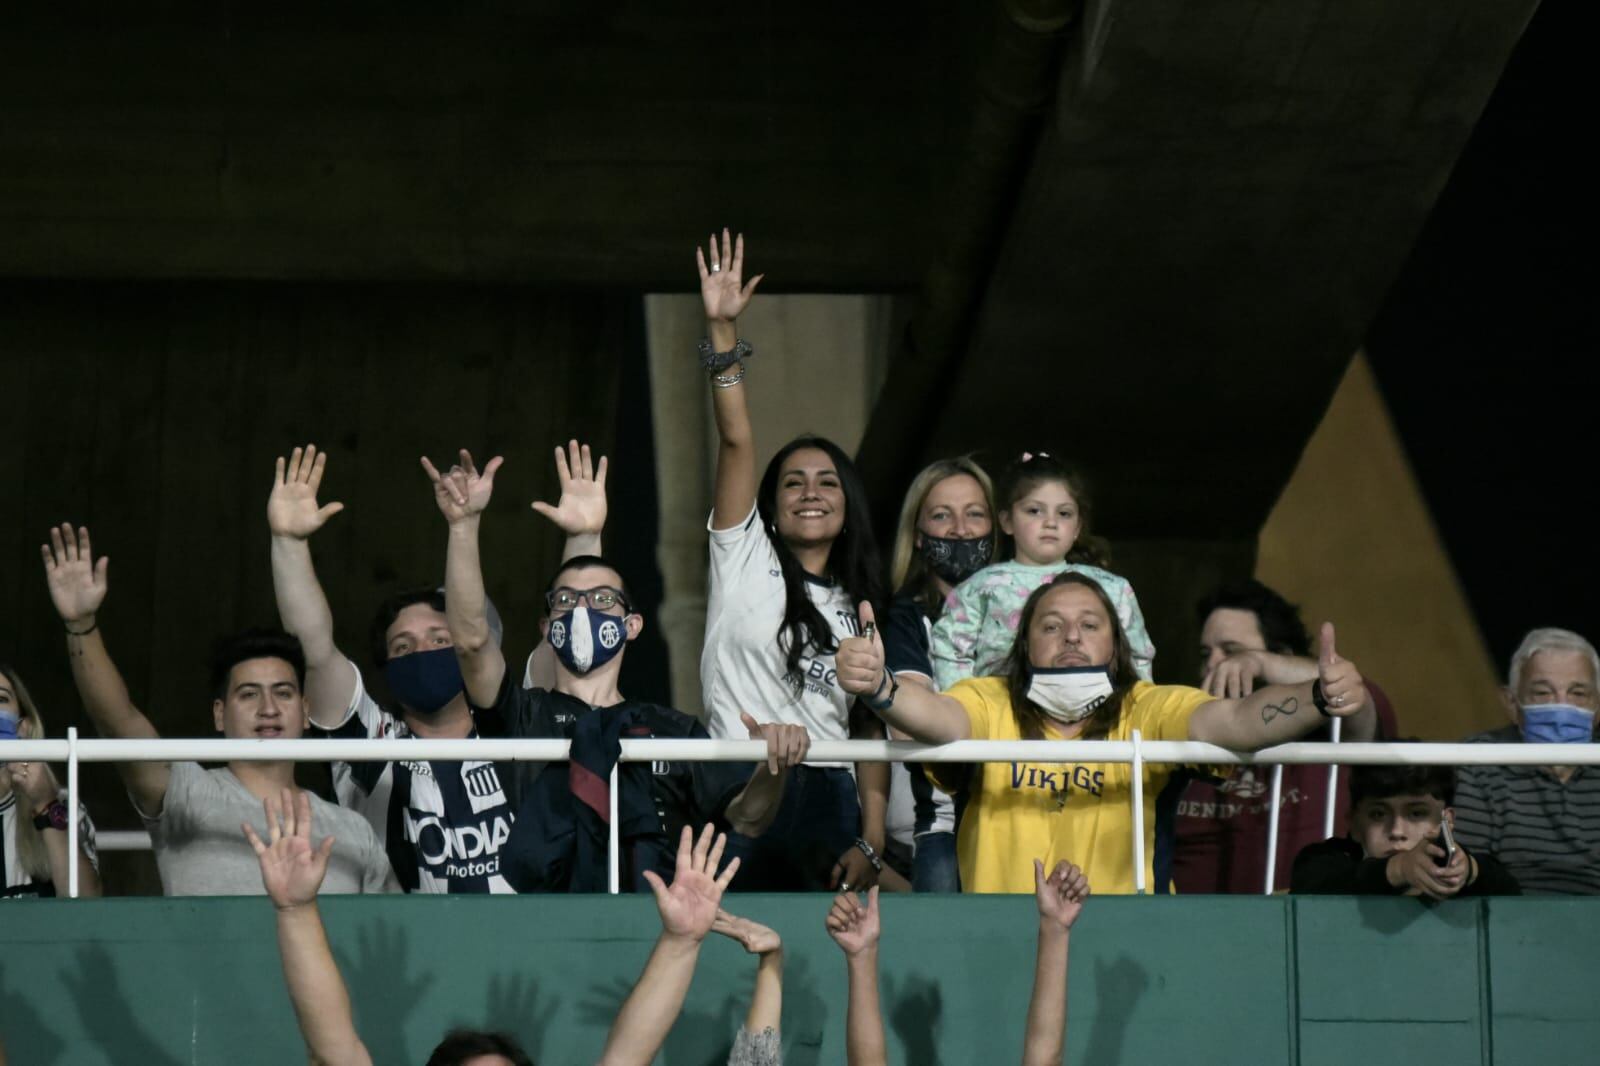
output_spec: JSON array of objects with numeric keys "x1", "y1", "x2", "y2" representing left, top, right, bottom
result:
[{"x1": 546, "y1": 586, "x2": 631, "y2": 613}]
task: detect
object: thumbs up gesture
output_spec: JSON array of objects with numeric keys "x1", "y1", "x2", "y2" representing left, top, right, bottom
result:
[
  {"x1": 836, "y1": 601, "x2": 888, "y2": 700},
  {"x1": 1316, "y1": 622, "x2": 1369, "y2": 717}
]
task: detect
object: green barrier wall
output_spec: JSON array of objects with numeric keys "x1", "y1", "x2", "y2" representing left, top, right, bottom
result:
[{"x1": 0, "y1": 896, "x2": 1588, "y2": 1065}]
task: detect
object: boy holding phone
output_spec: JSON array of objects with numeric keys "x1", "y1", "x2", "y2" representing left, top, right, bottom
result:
[{"x1": 1291, "y1": 762, "x2": 1520, "y2": 898}]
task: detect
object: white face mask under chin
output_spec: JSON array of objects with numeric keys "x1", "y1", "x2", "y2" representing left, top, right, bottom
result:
[{"x1": 1027, "y1": 666, "x2": 1115, "y2": 724}]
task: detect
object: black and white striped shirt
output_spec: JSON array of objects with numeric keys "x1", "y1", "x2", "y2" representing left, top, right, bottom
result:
[{"x1": 1453, "y1": 725, "x2": 1600, "y2": 895}]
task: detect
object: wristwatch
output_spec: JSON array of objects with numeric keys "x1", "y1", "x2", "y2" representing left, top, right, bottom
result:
[{"x1": 33, "y1": 800, "x2": 69, "y2": 832}]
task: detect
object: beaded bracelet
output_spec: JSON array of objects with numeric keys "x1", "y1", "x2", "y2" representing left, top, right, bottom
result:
[{"x1": 698, "y1": 337, "x2": 753, "y2": 372}]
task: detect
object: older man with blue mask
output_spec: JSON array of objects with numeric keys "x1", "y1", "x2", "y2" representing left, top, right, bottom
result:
[{"x1": 1453, "y1": 628, "x2": 1600, "y2": 894}]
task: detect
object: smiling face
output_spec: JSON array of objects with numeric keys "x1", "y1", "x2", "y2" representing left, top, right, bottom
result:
[
  {"x1": 773, "y1": 446, "x2": 846, "y2": 549},
  {"x1": 211, "y1": 657, "x2": 308, "y2": 739},
  {"x1": 999, "y1": 479, "x2": 1082, "y2": 567},
  {"x1": 1025, "y1": 583, "x2": 1115, "y2": 669},
  {"x1": 917, "y1": 473, "x2": 993, "y2": 545},
  {"x1": 1354, "y1": 793, "x2": 1448, "y2": 859}
]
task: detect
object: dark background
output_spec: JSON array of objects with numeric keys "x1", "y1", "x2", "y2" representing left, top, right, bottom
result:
[{"x1": 1368, "y1": 0, "x2": 1597, "y2": 668}]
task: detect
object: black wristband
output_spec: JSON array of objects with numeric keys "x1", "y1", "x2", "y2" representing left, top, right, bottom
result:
[
  {"x1": 1311, "y1": 680, "x2": 1333, "y2": 718},
  {"x1": 865, "y1": 669, "x2": 899, "y2": 712},
  {"x1": 64, "y1": 619, "x2": 98, "y2": 637}
]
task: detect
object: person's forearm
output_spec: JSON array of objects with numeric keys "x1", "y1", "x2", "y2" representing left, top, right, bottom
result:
[
  {"x1": 1200, "y1": 682, "x2": 1375, "y2": 751},
  {"x1": 39, "y1": 824, "x2": 102, "y2": 898},
  {"x1": 276, "y1": 904, "x2": 372, "y2": 1066},
  {"x1": 599, "y1": 933, "x2": 703, "y2": 1066},
  {"x1": 873, "y1": 684, "x2": 970, "y2": 745},
  {"x1": 726, "y1": 767, "x2": 788, "y2": 838},
  {"x1": 1021, "y1": 924, "x2": 1068, "y2": 1066},
  {"x1": 744, "y1": 948, "x2": 784, "y2": 1035},
  {"x1": 845, "y1": 949, "x2": 888, "y2": 1066},
  {"x1": 64, "y1": 628, "x2": 149, "y2": 738},
  {"x1": 563, "y1": 531, "x2": 602, "y2": 562},
  {"x1": 707, "y1": 320, "x2": 756, "y2": 528},
  {"x1": 270, "y1": 536, "x2": 340, "y2": 665},
  {"x1": 857, "y1": 760, "x2": 889, "y2": 852},
  {"x1": 271, "y1": 536, "x2": 357, "y2": 726},
  {"x1": 445, "y1": 519, "x2": 492, "y2": 653}
]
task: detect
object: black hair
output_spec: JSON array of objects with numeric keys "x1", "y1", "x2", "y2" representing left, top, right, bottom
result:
[
  {"x1": 1195, "y1": 578, "x2": 1312, "y2": 657},
  {"x1": 1349, "y1": 755, "x2": 1456, "y2": 810},
  {"x1": 998, "y1": 452, "x2": 1110, "y2": 568},
  {"x1": 368, "y1": 586, "x2": 447, "y2": 669},
  {"x1": 757, "y1": 435, "x2": 886, "y2": 690},
  {"x1": 208, "y1": 628, "x2": 306, "y2": 702},
  {"x1": 425, "y1": 1029, "x2": 534, "y2": 1066},
  {"x1": 544, "y1": 553, "x2": 634, "y2": 611},
  {"x1": 1005, "y1": 572, "x2": 1140, "y2": 741}
]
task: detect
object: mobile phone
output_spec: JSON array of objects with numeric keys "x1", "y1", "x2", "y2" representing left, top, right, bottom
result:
[{"x1": 1434, "y1": 812, "x2": 1459, "y2": 868}]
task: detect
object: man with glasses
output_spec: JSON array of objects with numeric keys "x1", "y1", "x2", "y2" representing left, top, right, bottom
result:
[
  {"x1": 269, "y1": 441, "x2": 606, "y2": 893},
  {"x1": 432, "y1": 448, "x2": 810, "y2": 892}
]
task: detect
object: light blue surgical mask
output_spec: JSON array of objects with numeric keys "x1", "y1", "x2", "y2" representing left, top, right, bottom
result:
[
  {"x1": 1519, "y1": 703, "x2": 1596, "y2": 745},
  {"x1": 0, "y1": 708, "x2": 19, "y2": 742}
]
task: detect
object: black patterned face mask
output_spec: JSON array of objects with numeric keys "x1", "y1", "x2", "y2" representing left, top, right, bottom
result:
[{"x1": 917, "y1": 534, "x2": 993, "y2": 586}]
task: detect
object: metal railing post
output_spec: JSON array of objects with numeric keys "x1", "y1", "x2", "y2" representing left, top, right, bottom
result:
[
  {"x1": 608, "y1": 763, "x2": 620, "y2": 895},
  {"x1": 1262, "y1": 764, "x2": 1284, "y2": 895},
  {"x1": 67, "y1": 726, "x2": 80, "y2": 900},
  {"x1": 1322, "y1": 716, "x2": 1343, "y2": 839},
  {"x1": 1131, "y1": 728, "x2": 1146, "y2": 895}
]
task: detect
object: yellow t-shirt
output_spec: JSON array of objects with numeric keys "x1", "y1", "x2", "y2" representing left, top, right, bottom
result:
[{"x1": 931, "y1": 676, "x2": 1213, "y2": 894}]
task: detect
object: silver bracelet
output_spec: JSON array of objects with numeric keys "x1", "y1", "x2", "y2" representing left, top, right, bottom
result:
[{"x1": 710, "y1": 365, "x2": 746, "y2": 389}]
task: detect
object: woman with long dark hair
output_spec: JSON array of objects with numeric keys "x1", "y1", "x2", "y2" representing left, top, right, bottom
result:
[
  {"x1": 838, "y1": 571, "x2": 1378, "y2": 893},
  {"x1": 697, "y1": 230, "x2": 889, "y2": 892}
]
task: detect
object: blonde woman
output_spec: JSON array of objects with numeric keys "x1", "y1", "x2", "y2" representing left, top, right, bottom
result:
[
  {"x1": 0, "y1": 664, "x2": 101, "y2": 898},
  {"x1": 880, "y1": 457, "x2": 997, "y2": 891}
]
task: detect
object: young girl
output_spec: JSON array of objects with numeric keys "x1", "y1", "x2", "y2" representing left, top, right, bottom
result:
[
  {"x1": 696, "y1": 229, "x2": 891, "y2": 893},
  {"x1": 929, "y1": 452, "x2": 1155, "y2": 689}
]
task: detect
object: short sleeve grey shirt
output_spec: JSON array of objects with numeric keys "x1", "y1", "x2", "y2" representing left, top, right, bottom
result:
[{"x1": 139, "y1": 761, "x2": 398, "y2": 896}]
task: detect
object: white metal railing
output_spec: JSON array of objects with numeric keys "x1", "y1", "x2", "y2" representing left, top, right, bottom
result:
[{"x1": 5, "y1": 731, "x2": 1593, "y2": 899}]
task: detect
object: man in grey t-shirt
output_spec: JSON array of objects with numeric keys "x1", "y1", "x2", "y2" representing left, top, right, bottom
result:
[{"x1": 43, "y1": 522, "x2": 397, "y2": 896}]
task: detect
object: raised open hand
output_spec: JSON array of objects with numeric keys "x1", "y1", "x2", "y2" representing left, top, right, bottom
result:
[
  {"x1": 243, "y1": 788, "x2": 335, "y2": 911},
  {"x1": 529, "y1": 439, "x2": 608, "y2": 536},
  {"x1": 697, "y1": 228, "x2": 764, "y2": 323},
  {"x1": 825, "y1": 885, "x2": 881, "y2": 957},
  {"x1": 420, "y1": 449, "x2": 503, "y2": 525},
  {"x1": 642, "y1": 824, "x2": 740, "y2": 943},
  {"x1": 41, "y1": 524, "x2": 109, "y2": 625},
  {"x1": 1034, "y1": 859, "x2": 1090, "y2": 932},
  {"x1": 268, "y1": 444, "x2": 346, "y2": 539}
]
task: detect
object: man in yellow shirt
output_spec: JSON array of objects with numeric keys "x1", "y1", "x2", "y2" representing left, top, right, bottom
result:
[{"x1": 836, "y1": 572, "x2": 1376, "y2": 893}]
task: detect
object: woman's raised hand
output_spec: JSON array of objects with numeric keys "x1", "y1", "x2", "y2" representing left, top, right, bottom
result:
[{"x1": 697, "y1": 228, "x2": 764, "y2": 324}]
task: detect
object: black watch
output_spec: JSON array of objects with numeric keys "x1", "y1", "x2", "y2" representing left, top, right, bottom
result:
[{"x1": 33, "y1": 800, "x2": 69, "y2": 832}]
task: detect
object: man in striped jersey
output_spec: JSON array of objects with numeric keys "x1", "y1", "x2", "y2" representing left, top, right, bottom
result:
[
  {"x1": 1454, "y1": 627, "x2": 1600, "y2": 894},
  {"x1": 268, "y1": 442, "x2": 603, "y2": 893}
]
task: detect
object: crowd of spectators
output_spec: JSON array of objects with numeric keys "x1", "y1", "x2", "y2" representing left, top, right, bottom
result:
[{"x1": 4, "y1": 231, "x2": 1595, "y2": 1062}]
